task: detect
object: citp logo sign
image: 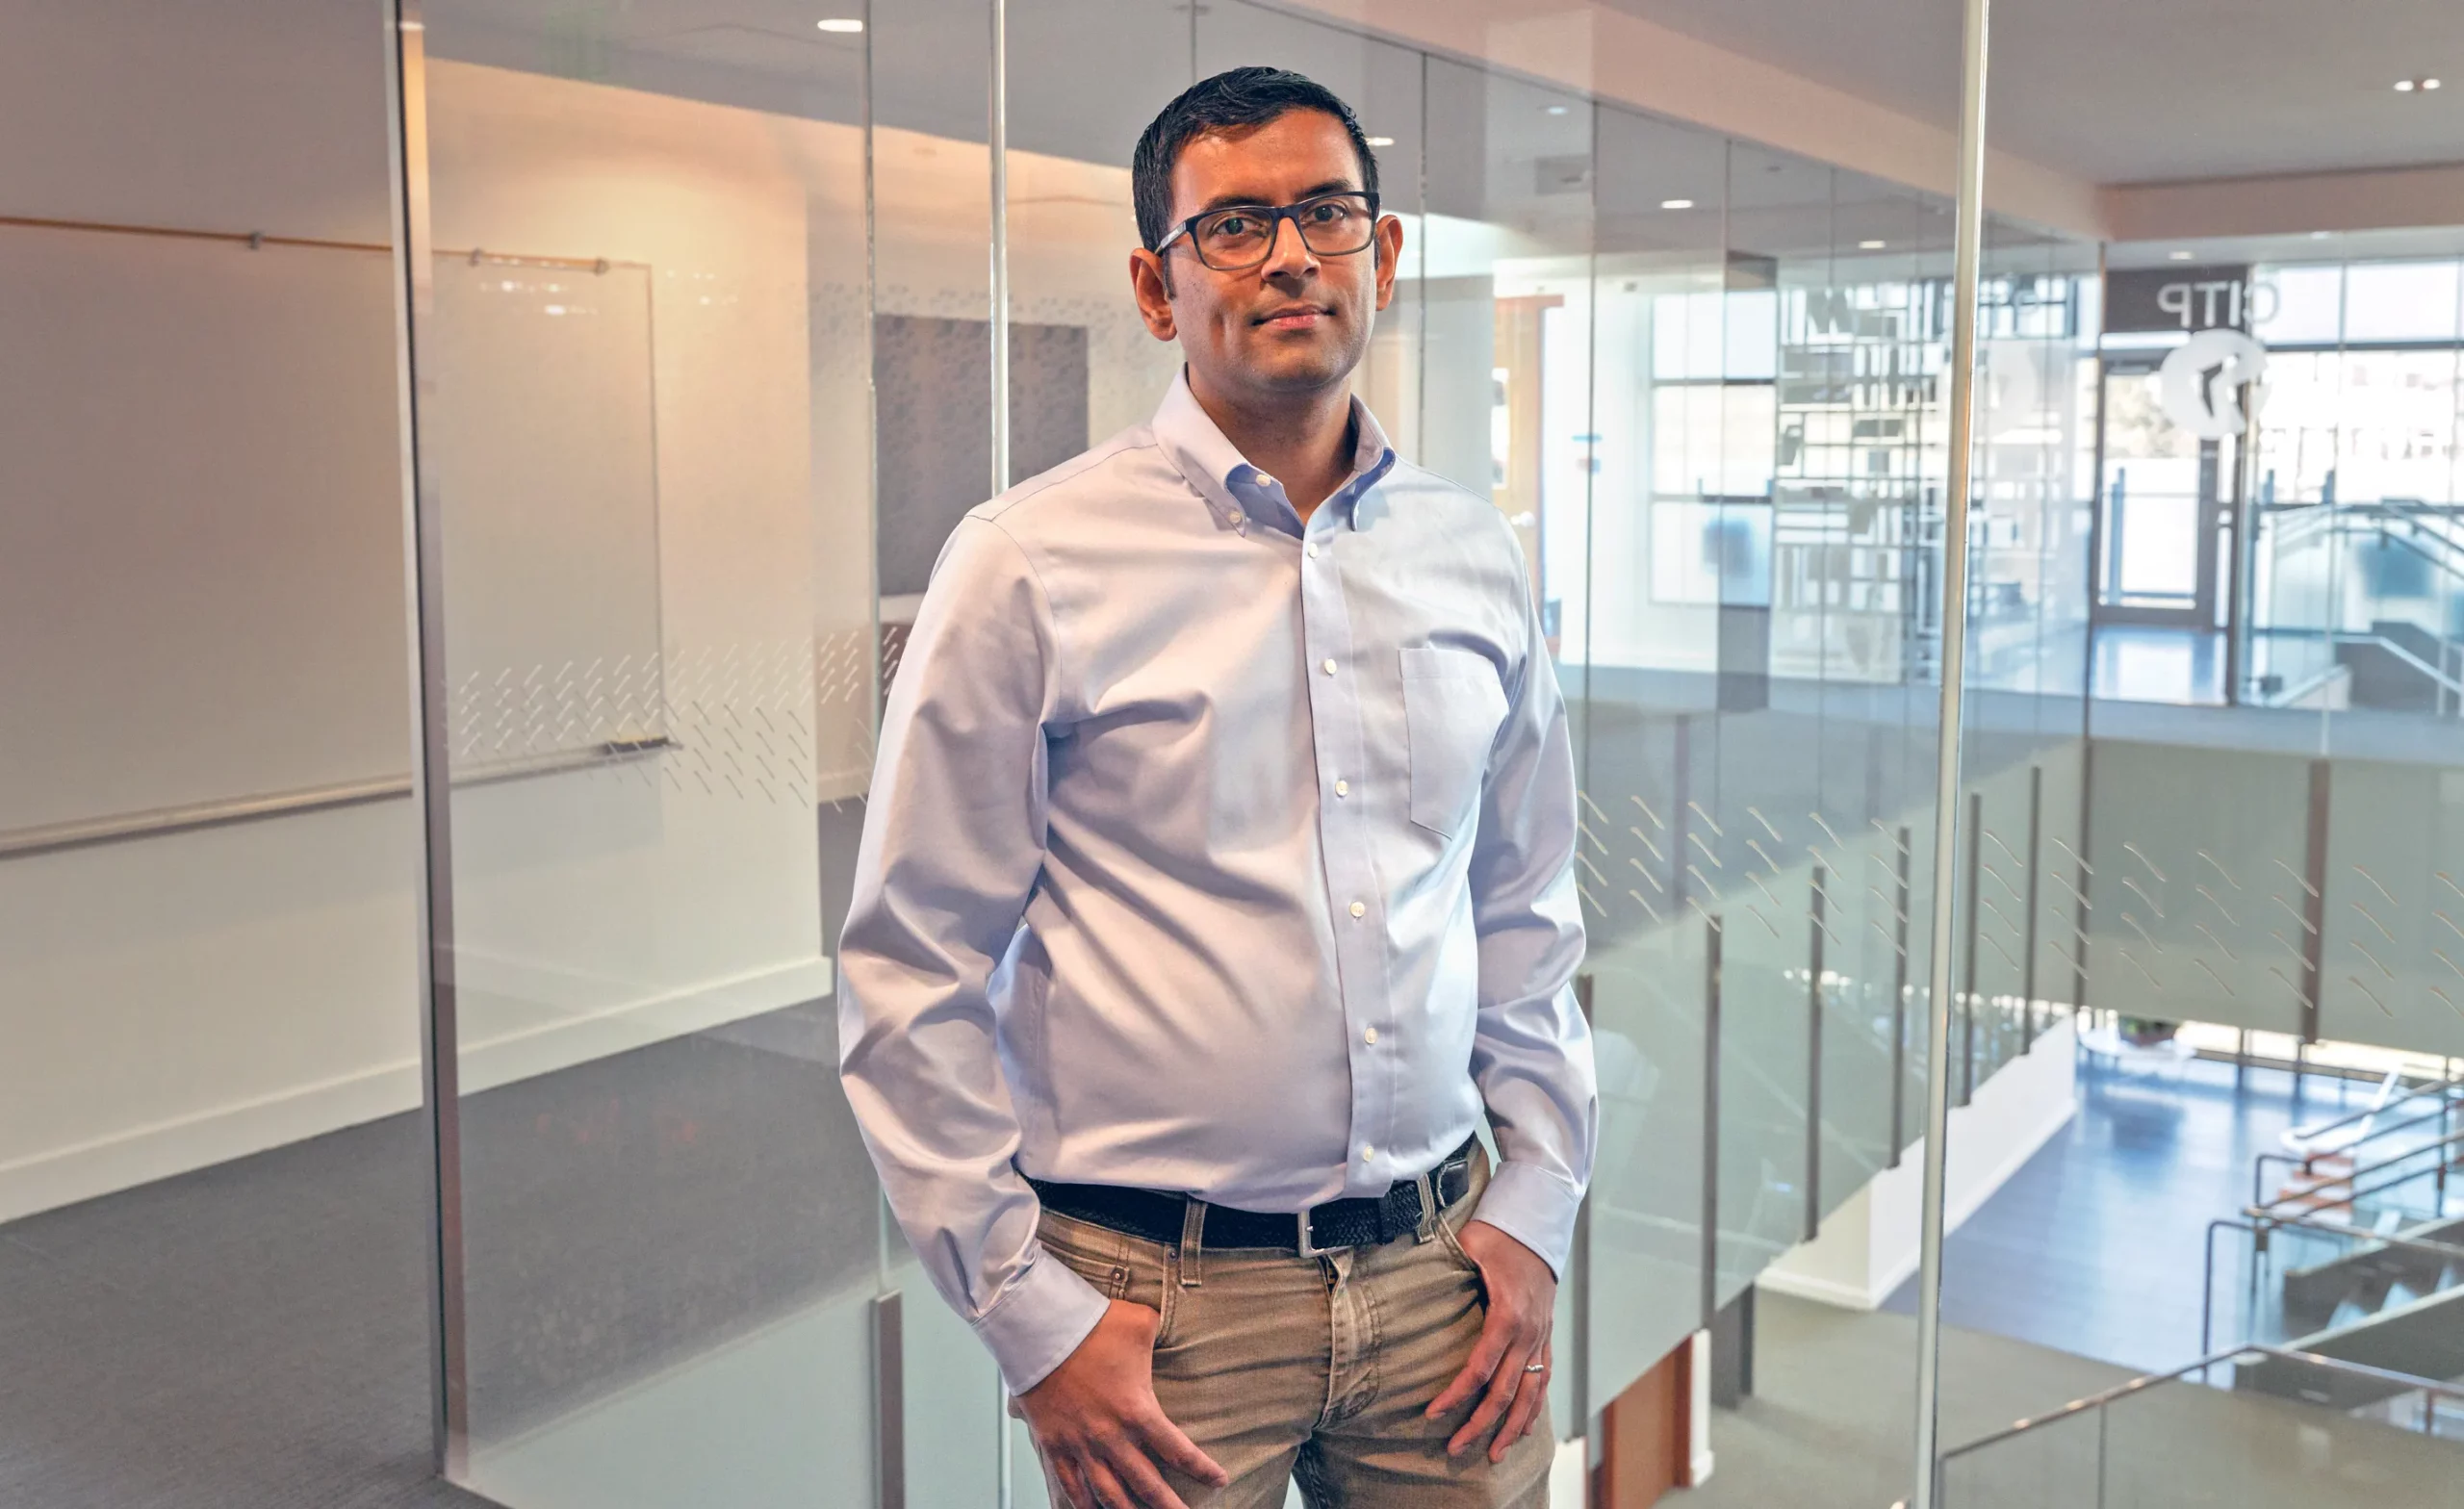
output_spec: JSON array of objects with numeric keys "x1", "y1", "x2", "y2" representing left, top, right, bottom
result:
[{"x1": 2158, "y1": 327, "x2": 2268, "y2": 439}]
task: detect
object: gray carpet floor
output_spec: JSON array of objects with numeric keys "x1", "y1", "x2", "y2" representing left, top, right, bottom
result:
[
  {"x1": 1683, "y1": 1292, "x2": 2138, "y2": 1509},
  {"x1": 0, "y1": 1000, "x2": 876, "y2": 1508},
  {"x1": 1690, "y1": 1292, "x2": 2462, "y2": 1509}
]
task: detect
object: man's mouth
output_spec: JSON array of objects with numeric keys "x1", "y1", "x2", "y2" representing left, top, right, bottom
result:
[{"x1": 1254, "y1": 305, "x2": 1332, "y2": 330}]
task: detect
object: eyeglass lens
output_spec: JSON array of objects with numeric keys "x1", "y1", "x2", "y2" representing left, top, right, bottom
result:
[{"x1": 1194, "y1": 195, "x2": 1373, "y2": 268}]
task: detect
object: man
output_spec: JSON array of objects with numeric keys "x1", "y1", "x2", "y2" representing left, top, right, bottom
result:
[{"x1": 839, "y1": 66, "x2": 1595, "y2": 1509}]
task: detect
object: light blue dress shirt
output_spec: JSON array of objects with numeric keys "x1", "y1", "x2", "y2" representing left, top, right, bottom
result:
[{"x1": 838, "y1": 371, "x2": 1597, "y2": 1394}]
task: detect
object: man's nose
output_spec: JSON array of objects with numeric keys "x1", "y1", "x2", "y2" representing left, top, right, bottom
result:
[{"x1": 1260, "y1": 215, "x2": 1318, "y2": 279}]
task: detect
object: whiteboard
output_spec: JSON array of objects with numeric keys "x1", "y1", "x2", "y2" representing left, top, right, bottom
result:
[
  {"x1": 426, "y1": 255, "x2": 666, "y2": 776},
  {"x1": 0, "y1": 226, "x2": 410, "y2": 834}
]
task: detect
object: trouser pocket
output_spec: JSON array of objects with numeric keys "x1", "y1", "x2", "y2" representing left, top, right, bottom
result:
[{"x1": 1037, "y1": 1211, "x2": 1179, "y2": 1345}]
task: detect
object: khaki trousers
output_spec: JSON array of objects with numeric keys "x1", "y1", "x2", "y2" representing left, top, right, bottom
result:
[{"x1": 1028, "y1": 1152, "x2": 1553, "y2": 1509}]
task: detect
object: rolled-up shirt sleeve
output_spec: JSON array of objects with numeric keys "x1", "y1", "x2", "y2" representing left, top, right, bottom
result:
[
  {"x1": 1462, "y1": 561, "x2": 1598, "y2": 1279},
  {"x1": 836, "y1": 514, "x2": 1106, "y2": 1394}
]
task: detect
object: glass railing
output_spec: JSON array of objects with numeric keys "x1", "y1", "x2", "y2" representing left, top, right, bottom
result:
[
  {"x1": 1937, "y1": 1347, "x2": 2464, "y2": 1507},
  {"x1": 2204, "y1": 1213, "x2": 2464, "y2": 1355},
  {"x1": 2249, "y1": 499, "x2": 2464, "y2": 712}
]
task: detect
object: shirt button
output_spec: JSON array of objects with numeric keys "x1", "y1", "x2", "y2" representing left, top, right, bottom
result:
[
  {"x1": 1306, "y1": 543, "x2": 1320, "y2": 558},
  {"x1": 1335, "y1": 779, "x2": 1349, "y2": 798},
  {"x1": 1361, "y1": 1145, "x2": 1374, "y2": 1162},
  {"x1": 1364, "y1": 1027, "x2": 1378, "y2": 1045},
  {"x1": 1228, "y1": 509, "x2": 1244, "y2": 526},
  {"x1": 1349, "y1": 901, "x2": 1366, "y2": 918},
  {"x1": 1322, "y1": 658, "x2": 1337, "y2": 676},
  {"x1": 1257, "y1": 472, "x2": 1275, "y2": 487}
]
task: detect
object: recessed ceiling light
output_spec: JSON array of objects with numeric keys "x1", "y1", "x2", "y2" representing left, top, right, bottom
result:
[
  {"x1": 2395, "y1": 76, "x2": 2440, "y2": 91},
  {"x1": 1545, "y1": 104, "x2": 1570, "y2": 115},
  {"x1": 1860, "y1": 239, "x2": 1887, "y2": 250},
  {"x1": 816, "y1": 17, "x2": 863, "y2": 33},
  {"x1": 1660, "y1": 198, "x2": 1695, "y2": 210},
  {"x1": 2169, "y1": 249, "x2": 2196, "y2": 261},
  {"x1": 1365, "y1": 136, "x2": 1395, "y2": 147},
  {"x1": 2427, "y1": 79, "x2": 2446, "y2": 90}
]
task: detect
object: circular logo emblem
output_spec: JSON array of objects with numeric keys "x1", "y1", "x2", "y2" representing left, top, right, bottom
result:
[{"x1": 2157, "y1": 328, "x2": 2269, "y2": 439}]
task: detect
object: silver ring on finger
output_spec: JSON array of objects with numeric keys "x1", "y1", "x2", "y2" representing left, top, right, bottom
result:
[{"x1": 1523, "y1": 1361, "x2": 1547, "y2": 1373}]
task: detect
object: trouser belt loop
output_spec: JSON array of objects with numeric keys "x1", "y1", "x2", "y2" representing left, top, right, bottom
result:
[
  {"x1": 1413, "y1": 1170, "x2": 1439, "y2": 1243},
  {"x1": 1177, "y1": 1196, "x2": 1206, "y2": 1288}
]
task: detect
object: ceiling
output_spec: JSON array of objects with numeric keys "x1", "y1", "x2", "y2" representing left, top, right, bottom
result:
[{"x1": 1602, "y1": 0, "x2": 2464, "y2": 186}]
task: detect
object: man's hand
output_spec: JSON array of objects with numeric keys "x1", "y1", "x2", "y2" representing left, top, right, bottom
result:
[
  {"x1": 1424, "y1": 1219, "x2": 1556, "y2": 1464},
  {"x1": 1016, "y1": 1298, "x2": 1229, "y2": 1509}
]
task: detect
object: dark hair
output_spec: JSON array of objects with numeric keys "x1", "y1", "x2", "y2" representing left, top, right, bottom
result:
[{"x1": 1132, "y1": 66, "x2": 1381, "y2": 253}]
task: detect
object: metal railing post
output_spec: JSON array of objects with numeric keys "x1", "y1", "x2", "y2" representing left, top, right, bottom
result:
[
  {"x1": 2093, "y1": 1402, "x2": 2109, "y2": 1509},
  {"x1": 1909, "y1": 0, "x2": 1994, "y2": 1500},
  {"x1": 988, "y1": 4, "x2": 1014, "y2": 1505}
]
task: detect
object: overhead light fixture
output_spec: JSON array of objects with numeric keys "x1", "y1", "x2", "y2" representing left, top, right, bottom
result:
[
  {"x1": 1860, "y1": 239, "x2": 1887, "y2": 250},
  {"x1": 2395, "y1": 76, "x2": 2441, "y2": 91},
  {"x1": 1660, "y1": 198, "x2": 1695, "y2": 210},
  {"x1": 1545, "y1": 104, "x2": 1571, "y2": 115},
  {"x1": 2428, "y1": 78, "x2": 2446, "y2": 90},
  {"x1": 2169, "y1": 249, "x2": 2195, "y2": 261},
  {"x1": 816, "y1": 17, "x2": 863, "y2": 33},
  {"x1": 1365, "y1": 136, "x2": 1395, "y2": 147}
]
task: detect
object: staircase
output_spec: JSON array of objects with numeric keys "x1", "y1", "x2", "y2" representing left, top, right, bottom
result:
[{"x1": 2233, "y1": 1080, "x2": 2464, "y2": 1408}]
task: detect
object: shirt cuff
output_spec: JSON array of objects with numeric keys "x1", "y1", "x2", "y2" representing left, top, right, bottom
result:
[
  {"x1": 971, "y1": 1246, "x2": 1112, "y2": 1395},
  {"x1": 1467, "y1": 1159, "x2": 1585, "y2": 1281}
]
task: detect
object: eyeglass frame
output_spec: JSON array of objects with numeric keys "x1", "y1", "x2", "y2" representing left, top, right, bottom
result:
[{"x1": 1152, "y1": 190, "x2": 1385, "y2": 272}]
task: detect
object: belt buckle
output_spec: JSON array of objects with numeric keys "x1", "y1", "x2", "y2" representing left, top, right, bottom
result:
[{"x1": 1296, "y1": 1205, "x2": 1330, "y2": 1259}]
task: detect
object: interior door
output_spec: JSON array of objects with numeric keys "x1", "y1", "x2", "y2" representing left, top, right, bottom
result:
[{"x1": 2095, "y1": 356, "x2": 2235, "y2": 627}]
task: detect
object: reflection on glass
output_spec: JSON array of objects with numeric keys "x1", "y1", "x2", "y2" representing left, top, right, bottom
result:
[
  {"x1": 415, "y1": 3, "x2": 879, "y2": 1503},
  {"x1": 1944, "y1": 0, "x2": 2464, "y2": 1500}
]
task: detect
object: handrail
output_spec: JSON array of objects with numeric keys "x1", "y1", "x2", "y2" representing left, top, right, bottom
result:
[
  {"x1": 2283, "y1": 1070, "x2": 2454, "y2": 1149},
  {"x1": 2333, "y1": 630, "x2": 2464, "y2": 700},
  {"x1": 0, "y1": 737, "x2": 677, "y2": 860},
  {"x1": 2253, "y1": 1128, "x2": 2464, "y2": 1233},
  {"x1": 0, "y1": 209, "x2": 639, "y2": 272},
  {"x1": 2256, "y1": 1210, "x2": 2464, "y2": 1265},
  {"x1": 2202, "y1": 1213, "x2": 2464, "y2": 1356},
  {"x1": 2254, "y1": 1095, "x2": 2464, "y2": 1212},
  {"x1": 2256, "y1": 660, "x2": 2348, "y2": 709},
  {"x1": 2261, "y1": 1125, "x2": 2464, "y2": 1217},
  {"x1": 1938, "y1": 1343, "x2": 2464, "y2": 1465}
]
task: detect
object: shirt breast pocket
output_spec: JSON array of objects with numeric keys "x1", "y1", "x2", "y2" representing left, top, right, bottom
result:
[{"x1": 1400, "y1": 646, "x2": 1508, "y2": 841}]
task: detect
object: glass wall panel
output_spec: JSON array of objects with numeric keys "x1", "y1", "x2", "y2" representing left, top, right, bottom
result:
[
  {"x1": 1578, "y1": 100, "x2": 1734, "y2": 1413},
  {"x1": 1943, "y1": 1, "x2": 2464, "y2": 1500},
  {"x1": 984, "y1": 6, "x2": 1194, "y2": 1500},
  {"x1": 864, "y1": 2, "x2": 1024, "y2": 1502},
  {"x1": 0, "y1": 5, "x2": 432, "y2": 1503},
  {"x1": 412, "y1": 2, "x2": 883, "y2": 1502}
]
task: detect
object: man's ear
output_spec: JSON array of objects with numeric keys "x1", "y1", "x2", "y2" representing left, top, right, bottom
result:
[
  {"x1": 1371, "y1": 214, "x2": 1404, "y2": 314},
  {"x1": 1130, "y1": 247, "x2": 1178, "y2": 342}
]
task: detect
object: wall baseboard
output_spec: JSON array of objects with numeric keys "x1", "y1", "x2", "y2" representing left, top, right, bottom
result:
[
  {"x1": 0, "y1": 955, "x2": 830, "y2": 1225},
  {"x1": 454, "y1": 953, "x2": 833, "y2": 1094},
  {"x1": 1754, "y1": 1262, "x2": 1887, "y2": 1311},
  {"x1": 0, "y1": 1057, "x2": 424, "y2": 1227}
]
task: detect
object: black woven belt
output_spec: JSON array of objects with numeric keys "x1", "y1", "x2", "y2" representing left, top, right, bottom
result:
[{"x1": 1029, "y1": 1138, "x2": 1477, "y2": 1257}]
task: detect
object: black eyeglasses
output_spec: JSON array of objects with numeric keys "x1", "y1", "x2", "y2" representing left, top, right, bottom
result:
[{"x1": 1154, "y1": 191, "x2": 1381, "y2": 271}]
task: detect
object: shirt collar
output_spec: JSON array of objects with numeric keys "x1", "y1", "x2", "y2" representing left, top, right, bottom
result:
[{"x1": 1150, "y1": 368, "x2": 1398, "y2": 536}]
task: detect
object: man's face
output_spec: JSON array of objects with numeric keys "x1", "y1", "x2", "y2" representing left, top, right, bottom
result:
[{"x1": 1130, "y1": 109, "x2": 1402, "y2": 401}]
